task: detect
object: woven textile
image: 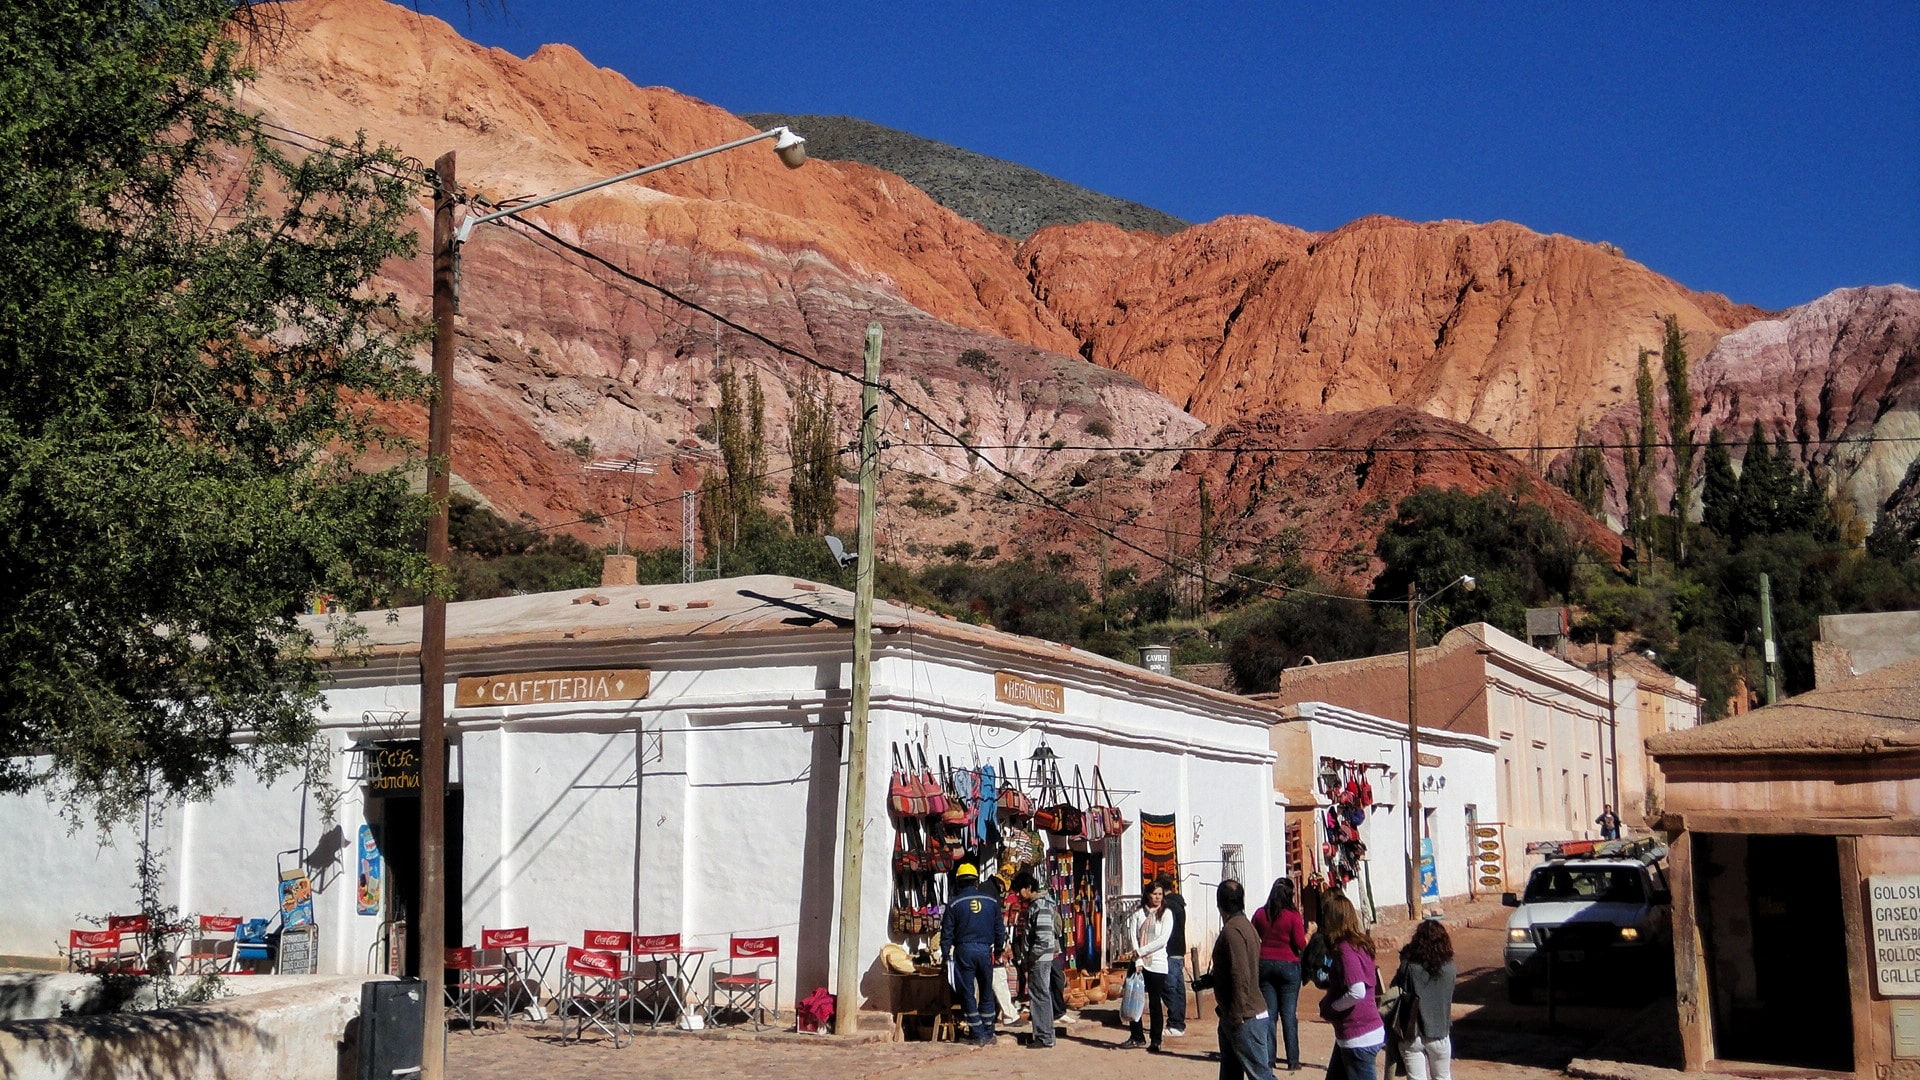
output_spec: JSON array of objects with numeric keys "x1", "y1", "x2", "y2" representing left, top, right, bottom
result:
[{"x1": 1139, "y1": 811, "x2": 1178, "y2": 889}]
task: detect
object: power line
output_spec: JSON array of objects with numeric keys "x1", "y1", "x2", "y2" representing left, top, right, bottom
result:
[{"x1": 891, "y1": 434, "x2": 1920, "y2": 456}]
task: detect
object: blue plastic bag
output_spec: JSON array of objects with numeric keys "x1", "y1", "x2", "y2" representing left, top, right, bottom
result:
[{"x1": 1120, "y1": 970, "x2": 1147, "y2": 1023}]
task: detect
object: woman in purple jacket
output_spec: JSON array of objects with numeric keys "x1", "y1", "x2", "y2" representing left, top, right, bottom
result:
[{"x1": 1315, "y1": 892, "x2": 1383, "y2": 1080}]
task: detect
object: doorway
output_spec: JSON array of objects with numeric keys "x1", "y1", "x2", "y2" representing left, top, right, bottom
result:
[
  {"x1": 1695, "y1": 833, "x2": 1851, "y2": 1070},
  {"x1": 371, "y1": 790, "x2": 465, "y2": 978}
]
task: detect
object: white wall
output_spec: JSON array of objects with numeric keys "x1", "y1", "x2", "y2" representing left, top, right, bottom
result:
[{"x1": 1290, "y1": 703, "x2": 1499, "y2": 919}]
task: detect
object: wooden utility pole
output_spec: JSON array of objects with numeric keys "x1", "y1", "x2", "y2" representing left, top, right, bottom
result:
[
  {"x1": 834, "y1": 323, "x2": 882, "y2": 1035},
  {"x1": 1759, "y1": 572, "x2": 1779, "y2": 705},
  {"x1": 1606, "y1": 647, "x2": 1622, "y2": 816},
  {"x1": 419, "y1": 150, "x2": 457, "y2": 1080},
  {"x1": 1405, "y1": 581, "x2": 1424, "y2": 921}
]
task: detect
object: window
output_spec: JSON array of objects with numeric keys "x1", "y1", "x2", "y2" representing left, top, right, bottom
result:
[{"x1": 1220, "y1": 844, "x2": 1244, "y2": 885}]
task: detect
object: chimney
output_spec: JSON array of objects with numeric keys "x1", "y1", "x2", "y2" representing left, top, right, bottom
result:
[{"x1": 601, "y1": 554, "x2": 637, "y2": 587}]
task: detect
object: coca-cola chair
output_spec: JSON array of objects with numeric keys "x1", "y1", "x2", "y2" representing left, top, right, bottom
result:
[
  {"x1": 559, "y1": 942, "x2": 632, "y2": 1047},
  {"x1": 445, "y1": 945, "x2": 514, "y2": 1031},
  {"x1": 706, "y1": 934, "x2": 780, "y2": 1030},
  {"x1": 179, "y1": 915, "x2": 243, "y2": 975}
]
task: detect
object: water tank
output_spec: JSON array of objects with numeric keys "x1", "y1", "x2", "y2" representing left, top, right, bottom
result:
[{"x1": 1139, "y1": 645, "x2": 1173, "y2": 675}]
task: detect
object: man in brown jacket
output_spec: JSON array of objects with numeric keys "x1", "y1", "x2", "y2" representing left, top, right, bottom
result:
[{"x1": 1206, "y1": 879, "x2": 1274, "y2": 1080}]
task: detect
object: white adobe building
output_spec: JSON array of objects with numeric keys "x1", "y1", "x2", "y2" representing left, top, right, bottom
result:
[
  {"x1": 1270, "y1": 701, "x2": 1500, "y2": 918},
  {"x1": 0, "y1": 576, "x2": 1281, "y2": 1010}
]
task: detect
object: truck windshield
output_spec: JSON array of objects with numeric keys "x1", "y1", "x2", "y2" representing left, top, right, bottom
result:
[{"x1": 1523, "y1": 866, "x2": 1644, "y2": 903}]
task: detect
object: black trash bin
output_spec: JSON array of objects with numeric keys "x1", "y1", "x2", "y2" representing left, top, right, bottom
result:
[{"x1": 357, "y1": 978, "x2": 426, "y2": 1080}]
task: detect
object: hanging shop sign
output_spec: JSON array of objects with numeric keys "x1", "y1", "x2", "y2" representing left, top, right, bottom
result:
[
  {"x1": 363, "y1": 740, "x2": 423, "y2": 796},
  {"x1": 1474, "y1": 824, "x2": 1506, "y2": 890},
  {"x1": 1869, "y1": 875, "x2": 1920, "y2": 997},
  {"x1": 455, "y1": 668, "x2": 650, "y2": 708},
  {"x1": 994, "y1": 672, "x2": 1064, "y2": 713}
]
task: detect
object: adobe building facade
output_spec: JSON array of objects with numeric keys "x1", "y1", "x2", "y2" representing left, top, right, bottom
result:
[
  {"x1": 0, "y1": 576, "x2": 1282, "y2": 1011},
  {"x1": 1272, "y1": 624, "x2": 1697, "y2": 888},
  {"x1": 1648, "y1": 655, "x2": 1920, "y2": 1078}
]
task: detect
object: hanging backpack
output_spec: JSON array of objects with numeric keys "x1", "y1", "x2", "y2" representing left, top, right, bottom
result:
[{"x1": 1303, "y1": 930, "x2": 1336, "y2": 989}]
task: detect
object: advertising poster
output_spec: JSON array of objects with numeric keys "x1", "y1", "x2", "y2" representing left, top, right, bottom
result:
[
  {"x1": 356, "y1": 825, "x2": 382, "y2": 916},
  {"x1": 1419, "y1": 837, "x2": 1440, "y2": 905},
  {"x1": 279, "y1": 868, "x2": 316, "y2": 928}
]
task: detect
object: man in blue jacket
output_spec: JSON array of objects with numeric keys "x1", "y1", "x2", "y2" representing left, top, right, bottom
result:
[{"x1": 942, "y1": 862, "x2": 1006, "y2": 1045}]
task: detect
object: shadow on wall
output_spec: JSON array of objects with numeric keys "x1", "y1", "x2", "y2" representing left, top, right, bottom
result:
[{"x1": 0, "y1": 976, "x2": 375, "y2": 1080}]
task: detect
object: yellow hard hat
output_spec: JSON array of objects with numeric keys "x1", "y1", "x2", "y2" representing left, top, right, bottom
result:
[{"x1": 956, "y1": 862, "x2": 979, "y2": 878}]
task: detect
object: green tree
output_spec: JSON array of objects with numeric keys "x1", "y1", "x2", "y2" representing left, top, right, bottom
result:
[
  {"x1": 0, "y1": 1, "x2": 431, "y2": 823},
  {"x1": 1628, "y1": 348, "x2": 1660, "y2": 572},
  {"x1": 1662, "y1": 315, "x2": 1695, "y2": 561},
  {"x1": 1217, "y1": 590, "x2": 1399, "y2": 693},
  {"x1": 700, "y1": 367, "x2": 770, "y2": 556},
  {"x1": 1561, "y1": 428, "x2": 1609, "y2": 518},
  {"x1": 785, "y1": 374, "x2": 840, "y2": 536},
  {"x1": 1369, "y1": 486, "x2": 1583, "y2": 638},
  {"x1": 1700, "y1": 427, "x2": 1738, "y2": 539}
]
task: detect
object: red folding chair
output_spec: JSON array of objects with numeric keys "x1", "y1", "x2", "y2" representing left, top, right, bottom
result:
[
  {"x1": 630, "y1": 933, "x2": 681, "y2": 1030},
  {"x1": 105, "y1": 915, "x2": 151, "y2": 973},
  {"x1": 559, "y1": 945, "x2": 631, "y2": 1047},
  {"x1": 66, "y1": 930, "x2": 121, "y2": 973},
  {"x1": 481, "y1": 926, "x2": 538, "y2": 1018},
  {"x1": 446, "y1": 945, "x2": 514, "y2": 1032},
  {"x1": 707, "y1": 935, "x2": 780, "y2": 1030},
  {"x1": 179, "y1": 915, "x2": 242, "y2": 974}
]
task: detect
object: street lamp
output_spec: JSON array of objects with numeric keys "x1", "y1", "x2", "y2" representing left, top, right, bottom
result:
[
  {"x1": 417, "y1": 126, "x2": 804, "y2": 1080},
  {"x1": 1404, "y1": 573, "x2": 1473, "y2": 921}
]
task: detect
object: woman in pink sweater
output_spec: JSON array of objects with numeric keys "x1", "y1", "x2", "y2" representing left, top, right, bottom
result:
[
  {"x1": 1315, "y1": 892, "x2": 1383, "y2": 1080},
  {"x1": 1251, "y1": 877, "x2": 1308, "y2": 1070}
]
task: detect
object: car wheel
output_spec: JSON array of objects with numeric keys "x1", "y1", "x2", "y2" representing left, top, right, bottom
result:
[{"x1": 1506, "y1": 975, "x2": 1531, "y2": 1004}]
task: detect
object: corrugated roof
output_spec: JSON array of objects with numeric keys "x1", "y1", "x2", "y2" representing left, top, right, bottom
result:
[
  {"x1": 1647, "y1": 654, "x2": 1920, "y2": 758},
  {"x1": 302, "y1": 575, "x2": 1280, "y2": 716}
]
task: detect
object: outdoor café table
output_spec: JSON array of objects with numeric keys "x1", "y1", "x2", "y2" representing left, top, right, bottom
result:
[
  {"x1": 630, "y1": 935, "x2": 713, "y2": 1031},
  {"x1": 480, "y1": 928, "x2": 565, "y2": 1019}
]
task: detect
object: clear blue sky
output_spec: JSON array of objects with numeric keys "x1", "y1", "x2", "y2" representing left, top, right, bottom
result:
[{"x1": 416, "y1": 1, "x2": 1916, "y2": 311}]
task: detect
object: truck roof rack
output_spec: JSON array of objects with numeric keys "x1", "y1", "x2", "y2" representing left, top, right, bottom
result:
[{"x1": 1534, "y1": 837, "x2": 1666, "y2": 866}]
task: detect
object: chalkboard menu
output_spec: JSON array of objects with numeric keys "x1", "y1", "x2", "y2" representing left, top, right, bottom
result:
[{"x1": 278, "y1": 924, "x2": 318, "y2": 975}]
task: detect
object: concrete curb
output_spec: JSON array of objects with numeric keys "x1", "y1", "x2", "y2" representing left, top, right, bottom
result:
[{"x1": 1567, "y1": 1058, "x2": 1714, "y2": 1080}]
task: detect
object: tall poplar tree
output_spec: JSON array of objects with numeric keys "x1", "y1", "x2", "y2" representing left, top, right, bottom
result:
[
  {"x1": 786, "y1": 375, "x2": 841, "y2": 536},
  {"x1": 1661, "y1": 315, "x2": 1695, "y2": 562}
]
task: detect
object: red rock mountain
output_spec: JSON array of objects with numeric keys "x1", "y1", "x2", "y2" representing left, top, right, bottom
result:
[
  {"x1": 1019, "y1": 216, "x2": 1766, "y2": 449},
  {"x1": 242, "y1": 0, "x2": 1830, "y2": 578}
]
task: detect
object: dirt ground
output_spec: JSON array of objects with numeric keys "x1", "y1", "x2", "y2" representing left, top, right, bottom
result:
[{"x1": 445, "y1": 898, "x2": 1683, "y2": 1080}]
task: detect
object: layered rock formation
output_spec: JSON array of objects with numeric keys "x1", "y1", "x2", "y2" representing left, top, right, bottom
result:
[
  {"x1": 1019, "y1": 216, "x2": 1767, "y2": 449},
  {"x1": 249, "y1": 0, "x2": 1196, "y2": 547},
  {"x1": 1562, "y1": 286, "x2": 1920, "y2": 525}
]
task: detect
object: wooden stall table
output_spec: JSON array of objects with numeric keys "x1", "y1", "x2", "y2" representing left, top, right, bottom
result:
[{"x1": 889, "y1": 969, "x2": 959, "y2": 1042}]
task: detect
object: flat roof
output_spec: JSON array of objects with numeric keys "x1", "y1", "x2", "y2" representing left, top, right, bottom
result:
[
  {"x1": 1647, "y1": 654, "x2": 1920, "y2": 758},
  {"x1": 303, "y1": 575, "x2": 1280, "y2": 718}
]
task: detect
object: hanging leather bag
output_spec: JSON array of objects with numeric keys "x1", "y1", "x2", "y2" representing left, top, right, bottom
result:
[
  {"x1": 915, "y1": 745, "x2": 947, "y2": 816},
  {"x1": 1094, "y1": 765, "x2": 1130, "y2": 837},
  {"x1": 889, "y1": 745, "x2": 921, "y2": 817}
]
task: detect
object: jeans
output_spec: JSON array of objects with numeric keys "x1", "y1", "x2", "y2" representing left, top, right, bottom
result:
[
  {"x1": 1129, "y1": 969, "x2": 1168, "y2": 1047},
  {"x1": 952, "y1": 944, "x2": 995, "y2": 1042},
  {"x1": 1326, "y1": 1043, "x2": 1380, "y2": 1080},
  {"x1": 992, "y1": 964, "x2": 1020, "y2": 1025},
  {"x1": 1258, "y1": 958, "x2": 1302, "y2": 1067},
  {"x1": 1399, "y1": 1034, "x2": 1452, "y2": 1080},
  {"x1": 1166, "y1": 955, "x2": 1188, "y2": 1028},
  {"x1": 1026, "y1": 954, "x2": 1058, "y2": 1045},
  {"x1": 1217, "y1": 1014, "x2": 1275, "y2": 1080}
]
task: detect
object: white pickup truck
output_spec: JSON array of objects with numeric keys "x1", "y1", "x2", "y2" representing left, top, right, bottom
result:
[{"x1": 1501, "y1": 839, "x2": 1673, "y2": 1003}]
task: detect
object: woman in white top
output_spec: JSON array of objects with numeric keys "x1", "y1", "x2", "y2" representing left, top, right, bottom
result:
[{"x1": 1121, "y1": 880, "x2": 1175, "y2": 1051}]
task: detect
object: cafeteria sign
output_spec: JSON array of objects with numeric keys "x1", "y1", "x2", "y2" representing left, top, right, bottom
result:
[
  {"x1": 994, "y1": 672, "x2": 1064, "y2": 713},
  {"x1": 456, "y1": 668, "x2": 650, "y2": 708}
]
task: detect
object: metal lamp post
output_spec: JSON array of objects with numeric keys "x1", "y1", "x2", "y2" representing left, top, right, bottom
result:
[
  {"x1": 1404, "y1": 573, "x2": 1474, "y2": 921},
  {"x1": 417, "y1": 126, "x2": 805, "y2": 1080}
]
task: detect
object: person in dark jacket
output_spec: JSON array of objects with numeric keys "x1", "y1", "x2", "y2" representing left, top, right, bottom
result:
[
  {"x1": 942, "y1": 862, "x2": 1007, "y2": 1045},
  {"x1": 1156, "y1": 872, "x2": 1189, "y2": 1036},
  {"x1": 1393, "y1": 919, "x2": 1457, "y2": 1080},
  {"x1": 1199, "y1": 879, "x2": 1274, "y2": 1080}
]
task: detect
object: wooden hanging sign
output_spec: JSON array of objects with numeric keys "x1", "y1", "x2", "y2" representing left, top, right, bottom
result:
[{"x1": 456, "y1": 668, "x2": 650, "y2": 708}]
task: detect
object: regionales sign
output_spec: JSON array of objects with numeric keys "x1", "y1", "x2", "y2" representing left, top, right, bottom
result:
[
  {"x1": 455, "y1": 668, "x2": 650, "y2": 708},
  {"x1": 1870, "y1": 875, "x2": 1920, "y2": 997},
  {"x1": 994, "y1": 672, "x2": 1065, "y2": 713}
]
